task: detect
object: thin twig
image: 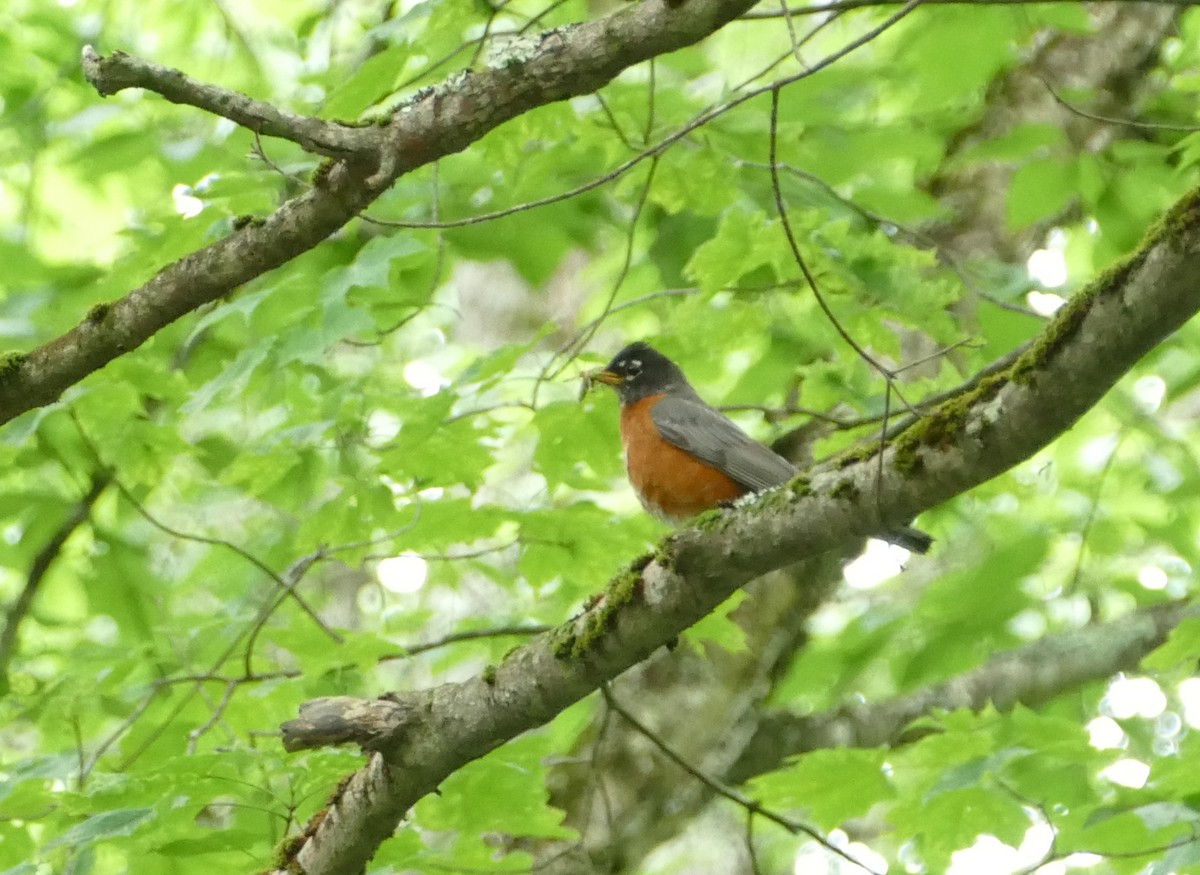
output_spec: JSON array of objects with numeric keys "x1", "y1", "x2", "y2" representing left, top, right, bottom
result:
[
  {"x1": 187, "y1": 679, "x2": 239, "y2": 753},
  {"x1": 362, "y1": 0, "x2": 925, "y2": 232},
  {"x1": 518, "y1": 0, "x2": 572, "y2": 34},
  {"x1": 536, "y1": 155, "x2": 662, "y2": 401},
  {"x1": 82, "y1": 685, "x2": 162, "y2": 783},
  {"x1": 602, "y1": 687, "x2": 881, "y2": 875},
  {"x1": 469, "y1": 0, "x2": 511, "y2": 69},
  {"x1": 768, "y1": 87, "x2": 898, "y2": 389},
  {"x1": 112, "y1": 548, "x2": 326, "y2": 771},
  {"x1": 595, "y1": 92, "x2": 639, "y2": 151},
  {"x1": 443, "y1": 400, "x2": 537, "y2": 424},
  {"x1": 747, "y1": 809, "x2": 765, "y2": 875},
  {"x1": 364, "y1": 537, "x2": 521, "y2": 564},
  {"x1": 742, "y1": 158, "x2": 1041, "y2": 317},
  {"x1": 242, "y1": 550, "x2": 327, "y2": 677},
  {"x1": 767, "y1": 76, "x2": 926, "y2": 520},
  {"x1": 0, "y1": 476, "x2": 108, "y2": 692},
  {"x1": 739, "y1": 0, "x2": 1195, "y2": 18},
  {"x1": 778, "y1": 0, "x2": 804, "y2": 64},
  {"x1": 351, "y1": 164, "x2": 448, "y2": 345},
  {"x1": 1041, "y1": 75, "x2": 1200, "y2": 133},
  {"x1": 120, "y1": 479, "x2": 340, "y2": 643},
  {"x1": 1065, "y1": 432, "x2": 1124, "y2": 602},
  {"x1": 383, "y1": 623, "x2": 552, "y2": 660},
  {"x1": 68, "y1": 409, "x2": 341, "y2": 645},
  {"x1": 250, "y1": 129, "x2": 305, "y2": 183},
  {"x1": 321, "y1": 509, "x2": 423, "y2": 555}
]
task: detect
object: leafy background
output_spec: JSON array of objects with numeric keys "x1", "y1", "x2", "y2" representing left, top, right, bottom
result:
[{"x1": 4, "y1": 0, "x2": 1200, "y2": 873}]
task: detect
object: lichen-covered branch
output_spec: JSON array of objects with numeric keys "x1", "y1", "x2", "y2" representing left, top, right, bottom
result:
[
  {"x1": 273, "y1": 184, "x2": 1200, "y2": 874},
  {"x1": 81, "y1": 47, "x2": 376, "y2": 158},
  {"x1": 725, "y1": 600, "x2": 1193, "y2": 783},
  {"x1": 1, "y1": 0, "x2": 763, "y2": 428},
  {"x1": 924, "y1": 5, "x2": 1178, "y2": 263}
]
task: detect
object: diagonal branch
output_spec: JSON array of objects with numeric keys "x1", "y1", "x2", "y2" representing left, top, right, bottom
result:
[
  {"x1": 726, "y1": 600, "x2": 1194, "y2": 783},
  {"x1": 742, "y1": 0, "x2": 1196, "y2": 17},
  {"x1": 0, "y1": 0, "x2": 766, "y2": 429},
  {"x1": 81, "y1": 47, "x2": 375, "y2": 158},
  {"x1": 273, "y1": 184, "x2": 1200, "y2": 874},
  {"x1": 0, "y1": 476, "x2": 108, "y2": 694}
]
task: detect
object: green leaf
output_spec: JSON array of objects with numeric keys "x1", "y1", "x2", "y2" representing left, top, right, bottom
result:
[
  {"x1": 1008, "y1": 157, "x2": 1077, "y2": 229},
  {"x1": 899, "y1": 787, "x2": 1030, "y2": 870},
  {"x1": 416, "y1": 733, "x2": 573, "y2": 852},
  {"x1": 1143, "y1": 615, "x2": 1200, "y2": 671},
  {"x1": 684, "y1": 208, "x2": 780, "y2": 294},
  {"x1": 750, "y1": 748, "x2": 893, "y2": 830},
  {"x1": 181, "y1": 346, "x2": 269, "y2": 414},
  {"x1": 324, "y1": 235, "x2": 428, "y2": 298},
  {"x1": 683, "y1": 590, "x2": 748, "y2": 654},
  {"x1": 533, "y1": 399, "x2": 623, "y2": 490},
  {"x1": 43, "y1": 807, "x2": 156, "y2": 851}
]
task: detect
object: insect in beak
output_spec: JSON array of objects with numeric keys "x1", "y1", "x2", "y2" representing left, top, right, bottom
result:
[{"x1": 579, "y1": 368, "x2": 623, "y2": 400}]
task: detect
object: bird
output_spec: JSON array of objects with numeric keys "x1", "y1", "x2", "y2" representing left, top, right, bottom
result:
[{"x1": 587, "y1": 341, "x2": 932, "y2": 554}]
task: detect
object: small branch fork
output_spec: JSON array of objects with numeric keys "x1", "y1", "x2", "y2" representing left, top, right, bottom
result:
[
  {"x1": 272, "y1": 179, "x2": 1200, "y2": 872},
  {"x1": 4, "y1": 0, "x2": 782, "y2": 428},
  {"x1": 602, "y1": 686, "x2": 882, "y2": 874},
  {"x1": 80, "y1": 47, "x2": 375, "y2": 159}
]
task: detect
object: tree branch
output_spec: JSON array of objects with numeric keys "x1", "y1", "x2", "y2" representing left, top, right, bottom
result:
[
  {"x1": 0, "y1": 476, "x2": 107, "y2": 695},
  {"x1": 923, "y1": 3, "x2": 1179, "y2": 263},
  {"x1": 0, "y1": 0, "x2": 764, "y2": 428},
  {"x1": 273, "y1": 183, "x2": 1200, "y2": 874},
  {"x1": 742, "y1": 0, "x2": 1197, "y2": 16},
  {"x1": 80, "y1": 47, "x2": 375, "y2": 158},
  {"x1": 725, "y1": 600, "x2": 1193, "y2": 783}
]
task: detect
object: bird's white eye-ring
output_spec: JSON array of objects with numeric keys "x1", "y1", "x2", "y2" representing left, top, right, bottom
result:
[{"x1": 626, "y1": 359, "x2": 642, "y2": 377}]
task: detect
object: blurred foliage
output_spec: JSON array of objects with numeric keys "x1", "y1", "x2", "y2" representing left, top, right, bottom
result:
[{"x1": 3, "y1": 0, "x2": 1200, "y2": 873}]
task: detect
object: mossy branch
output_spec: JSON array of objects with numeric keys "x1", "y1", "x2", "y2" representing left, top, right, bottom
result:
[{"x1": 273, "y1": 184, "x2": 1200, "y2": 875}]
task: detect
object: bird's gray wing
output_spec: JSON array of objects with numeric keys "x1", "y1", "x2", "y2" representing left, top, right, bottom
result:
[{"x1": 650, "y1": 396, "x2": 796, "y2": 492}]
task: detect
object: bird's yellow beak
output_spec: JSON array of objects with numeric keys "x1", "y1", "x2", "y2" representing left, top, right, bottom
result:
[
  {"x1": 579, "y1": 368, "x2": 623, "y2": 401},
  {"x1": 588, "y1": 369, "x2": 623, "y2": 387}
]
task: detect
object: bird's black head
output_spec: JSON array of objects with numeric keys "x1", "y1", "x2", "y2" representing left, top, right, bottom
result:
[{"x1": 591, "y1": 342, "x2": 694, "y2": 404}]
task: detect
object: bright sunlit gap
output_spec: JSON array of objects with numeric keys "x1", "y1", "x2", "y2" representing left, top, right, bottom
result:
[
  {"x1": 793, "y1": 830, "x2": 887, "y2": 874},
  {"x1": 1176, "y1": 678, "x2": 1200, "y2": 728},
  {"x1": 1087, "y1": 716, "x2": 1124, "y2": 749},
  {"x1": 842, "y1": 539, "x2": 912, "y2": 589},
  {"x1": 1026, "y1": 250, "x2": 1067, "y2": 288},
  {"x1": 171, "y1": 183, "x2": 204, "y2": 218},
  {"x1": 1100, "y1": 758, "x2": 1150, "y2": 789},
  {"x1": 1137, "y1": 564, "x2": 1168, "y2": 591},
  {"x1": 1105, "y1": 676, "x2": 1167, "y2": 720},
  {"x1": 1133, "y1": 375, "x2": 1167, "y2": 413},
  {"x1": 1027, "y1": 229, "x2": 1069, "y2": 287},
  {"x1": 1088, "y1": 675, "x2": 1167, "y2": 787},
  {"x1": 947, "y1": 825, "x2": 1055, "y2": 875},
  {"x1": 367, "y1": 409, "x2": 403, "y2": 444},
  {"x1": 1026, "y1": 290, "x2": 1067, "y2": 316},
  {"x1": 377, "y1": 553, "x2": 429, "y2": 594},
  {"x1": 403, "y1": 360, "x2": 449, "y2": 396},
  {"x1": 1026, "y1": 230, "x2": 1069, "y2": 316}
]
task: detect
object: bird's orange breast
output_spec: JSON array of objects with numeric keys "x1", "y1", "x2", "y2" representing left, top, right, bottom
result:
[{"x1": 620, "y1": 394, "x2": 746, "y2": 524}]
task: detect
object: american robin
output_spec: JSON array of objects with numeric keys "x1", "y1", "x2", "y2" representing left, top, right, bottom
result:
[{"x1": 588, "y1": 341, "x2": 932, "y2": 553}]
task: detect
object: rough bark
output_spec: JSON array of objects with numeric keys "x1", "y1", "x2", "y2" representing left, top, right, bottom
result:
[
  {"x1": 725, "y1": 600, "x2": 1194, "y2": 783},
  {"x1": 14, "y1": 5, "x2": 1192, "y2": 874},
  {"x1": 274, "y1": 182, "x2": 1200, "y2": 873},
  {"x1": 925, "y1": 5, "x2": 1179, "y2": 263},
  {"x1": 537, "y1": 10, "x2": 1187, "y2": 870},
  {"x1": 2, "y1": 0, "x2": 766, "y2": 426}
]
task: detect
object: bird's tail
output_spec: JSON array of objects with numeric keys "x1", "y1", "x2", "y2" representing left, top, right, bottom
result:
[{"x1": 879, "y1": 526, "x2": 933, "y2": 554}]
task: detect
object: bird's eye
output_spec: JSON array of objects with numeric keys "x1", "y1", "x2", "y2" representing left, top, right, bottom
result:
[{"x1": 625, "y1": 359, "x2": 642, "y2": 378}]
